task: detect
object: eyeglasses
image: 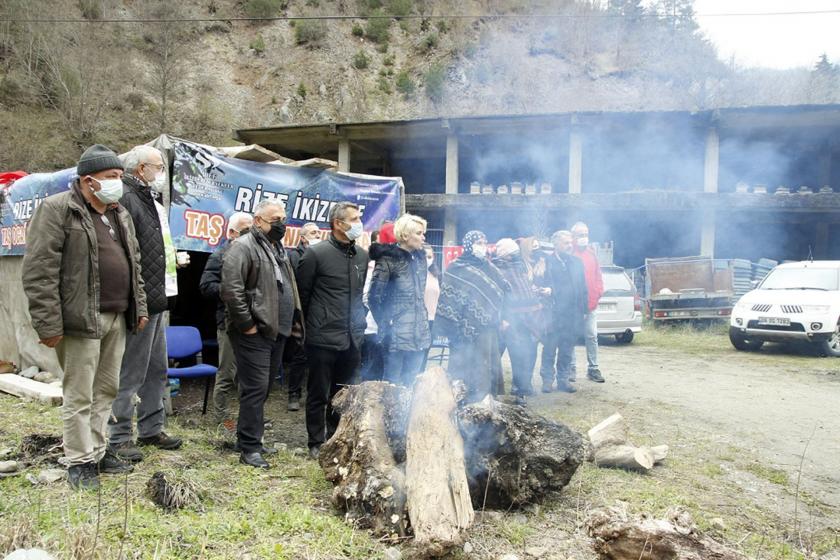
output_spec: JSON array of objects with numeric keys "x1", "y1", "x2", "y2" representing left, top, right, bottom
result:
[
  {"x1": 100, "y1": 214, "x2": 117, "y2": 241},
  {"x1": 144, "y1": 163, "x2": 165, "y2": 171},
  {"x1": 262, "y1": 216, "x2": 286, "y2": 225}
]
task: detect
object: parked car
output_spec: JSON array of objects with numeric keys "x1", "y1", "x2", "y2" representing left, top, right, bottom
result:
[
  {"x1": 729, "y1": 261, "x2": 840, "y2": 357},
  {"x1": 596, "y1": 266, "x2": 643, "y2": 343}
]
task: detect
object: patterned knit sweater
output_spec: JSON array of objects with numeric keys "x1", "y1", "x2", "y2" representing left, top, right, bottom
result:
[{"x1": 436, "y1": 254, "x2": 510, "y2": 341}]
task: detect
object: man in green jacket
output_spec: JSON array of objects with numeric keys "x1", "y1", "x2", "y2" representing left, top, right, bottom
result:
[{"x1": 23, "y1": 144, "x2": 149, "y2": 490}]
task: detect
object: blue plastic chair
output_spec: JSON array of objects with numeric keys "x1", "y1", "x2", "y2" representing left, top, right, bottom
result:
[{"x1": 165, "y1": 326, "x2": 218, "y2": 415}]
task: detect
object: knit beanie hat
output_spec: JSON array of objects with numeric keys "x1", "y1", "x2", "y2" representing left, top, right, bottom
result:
[
  {"x1": 495, "y1": 238, "x2": 519, "y2": 258},
  {"x1": 378, "y1": 222, "x2": 397, "y2": 244},
  {"x1": 77, "y1": 144, "x2": 123, "y2": 177}
]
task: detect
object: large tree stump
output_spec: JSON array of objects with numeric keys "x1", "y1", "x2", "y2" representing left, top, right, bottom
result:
[
  {"x1": 319, "y1": 381, "x2": 411, "y2": 537},
  {"x1": 457, "y1": 396, "x2": 585, "y2": 509},
  {"x1": 405, "y1": 367, "x2": 474, "y2": 556},
  {"x1": 588, "y1": 413, "x2": 668, "y2": 471},
  {"x1": 587, "y1": 506, "x2": 746, "y2": 560}
]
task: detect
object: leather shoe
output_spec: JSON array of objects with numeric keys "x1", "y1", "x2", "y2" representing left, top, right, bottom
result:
[
  {"x1": 587, "y1": 369, "x2": 605, "y2": 383},
  {"x1": 308, "y1": 445, "x2": 321, "y2": 460},
  {"x1": 239, "y1": 452, "x2": 269, "y2": 469},
  {"x1": 556, "y1": 380, "x2": 577, "y2": 393}
]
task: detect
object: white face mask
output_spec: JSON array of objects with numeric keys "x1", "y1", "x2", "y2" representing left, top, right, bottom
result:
[
  {"x1": 150, "y1": 172, "x2": 167, "y2": 193},
  {"x1": 91, "y1": 177, "x2": 123, "y2": 204},
  {"x1": 576, "y1": 237, "x2": 589, "y2": 247},
  {"x1": 472, "y1": 245, "x2": 487, "y2": 259},
  {"x1": 308, "y1": 238, "x2": 321, "y2": 247},
  {"x1": 344, "y1": 221, "x2": 364, "y2": 241}
]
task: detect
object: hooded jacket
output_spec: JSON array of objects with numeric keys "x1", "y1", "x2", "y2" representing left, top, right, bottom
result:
[
  {"x1": 368, "y1": 243, "x2": 431, "y2": 353},
  {"x1": 23, "y1": 183, "x2": 147, "y2": 339}
]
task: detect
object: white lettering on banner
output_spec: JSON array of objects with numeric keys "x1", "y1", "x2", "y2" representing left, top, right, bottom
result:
[
  {"x1": 233, "y1": 184, "x2": 290, "y2": 213},
  {"x1": 11, "y1": 195, "x2": 46, "y2": 221}
]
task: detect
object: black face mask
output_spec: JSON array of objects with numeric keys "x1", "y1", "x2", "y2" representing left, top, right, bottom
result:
[{"x1": 267, "y1": 221, "x2": 286, "y2": 243}]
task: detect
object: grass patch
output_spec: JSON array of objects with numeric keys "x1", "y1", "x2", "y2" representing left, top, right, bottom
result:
[{"x1": 742, "y1": 461, "x2": 790, "y2": 486}]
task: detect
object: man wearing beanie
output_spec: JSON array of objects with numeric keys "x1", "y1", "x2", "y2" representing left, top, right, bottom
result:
[
  {"x1": 109, "y1": 145, "x2": 183, "y2": 462},
  {"x1": 23, "y1": 144, "x2": 149, "y2": 490}
]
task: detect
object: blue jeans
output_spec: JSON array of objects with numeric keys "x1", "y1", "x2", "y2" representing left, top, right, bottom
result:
[
  {"x1": 540, "y1": 333, "x2": 575, "y2": 383},
  {"x1": 571, "y1": 312, "x2": 599, "y2": 372}
]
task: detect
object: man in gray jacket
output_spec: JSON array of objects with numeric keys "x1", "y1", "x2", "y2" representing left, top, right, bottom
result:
[
  {"x1": 221, "y1": 199, "x2": 304, "y2": 468},
  {"x1": 23, "y1": 144, "x2": 148, "y2": 490}
]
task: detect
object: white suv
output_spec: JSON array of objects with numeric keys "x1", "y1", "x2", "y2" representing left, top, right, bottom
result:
[{"x1": 729, "y1": 261, "x2": 840, "y2": 357}]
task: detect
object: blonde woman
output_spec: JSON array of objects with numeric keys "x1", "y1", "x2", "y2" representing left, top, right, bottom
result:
[{"x1": 368, "y1": 213, "x2": 432, "y2": 385}]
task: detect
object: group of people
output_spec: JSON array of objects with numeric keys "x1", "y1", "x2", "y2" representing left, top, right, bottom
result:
[{"x1": 23, "y1": 143, "x2": 607, "y2": 488}]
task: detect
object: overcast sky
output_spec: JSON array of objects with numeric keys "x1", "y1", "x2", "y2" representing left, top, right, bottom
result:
[{"x1": 692, "y1": 0, "x2": 840, "y2": 69}]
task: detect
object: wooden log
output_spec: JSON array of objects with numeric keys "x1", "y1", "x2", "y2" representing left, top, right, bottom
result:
[
  {"x1": 457, "y1": 396, "x2": 585, "y2": 509},
  {"x1": 0, "y1": 374, "x2": 62, "y2": 406},
  {"x1": 587, "y1": 413, "x2": 668, "y2": 471},
  {"x1": 405, "y1": 367, "x2": 474, "y2": 556},
  {"x1": 587, "y1": 506, "x2": 747, "y2": 560},
  {"x1": 318, "y1": 381, "x2": 411, "y2": 537}
]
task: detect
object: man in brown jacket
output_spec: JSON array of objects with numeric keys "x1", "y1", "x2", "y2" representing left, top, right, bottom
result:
[{"x1": 23, "y1": 144, "x2": 148, "y2": 490}]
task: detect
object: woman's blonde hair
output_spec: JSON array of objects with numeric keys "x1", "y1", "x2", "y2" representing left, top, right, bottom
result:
[{"x1": 393, "y1": 213, "x2": 427, "y2": 242}]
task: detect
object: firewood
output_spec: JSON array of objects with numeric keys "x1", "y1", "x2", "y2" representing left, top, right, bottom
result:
[
  {"x1": 587, "y1": 413, "x2": 668, "y2": 472},
  {"x1": 405, "y1": 367, "x2": 474, "y2": 556},
  {"x1": 587, "y1": 505, "x2": 746, "y2": 560}
]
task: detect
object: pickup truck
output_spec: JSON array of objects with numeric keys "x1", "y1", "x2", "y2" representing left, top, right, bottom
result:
[{"x1": 645, "y1": 256, "x2": 734, "y2": 322}]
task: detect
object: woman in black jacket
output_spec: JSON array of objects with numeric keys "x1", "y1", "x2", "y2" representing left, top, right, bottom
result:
[{"x1": 368, "y1": 214, "x2": 432, "y2": 386}]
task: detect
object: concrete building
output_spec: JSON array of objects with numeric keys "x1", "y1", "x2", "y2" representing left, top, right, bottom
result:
[{"x1": 237, "y1": 104, "x2": 840, "y2": 267}]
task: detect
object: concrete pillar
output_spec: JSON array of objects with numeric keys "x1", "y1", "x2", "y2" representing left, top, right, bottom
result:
[
  {"x1": 443, "y1": 133, "x2": 459, "y2": 245},
  {"x1": 818, "y1": 150, "x2": 832, "y2": 187},
  {"x1": 700, "y1": 209, "x2": 715, "y2": 257},
  {"x1": 703, "y1": 127, "x2": 719, "y2": 194},
  {"x1": 568, "y1": 127, "x2": 582, "y2": 194},
  {"x1": 815, "y1": 222, "x2": 829, "y2": 259},
  {"x1": 338, "y1": 138, "x2": 351, "y2": 173}
]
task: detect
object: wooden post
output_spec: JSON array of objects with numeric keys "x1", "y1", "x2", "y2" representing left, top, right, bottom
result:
[
  {"x1": 568, "y1": 121, "x2": 582, "y2": 194},
  {"x1": 338, "y1": 137, "x2": 351, "y2": 173},
  {"x1": 444, "y1": 132, "x2": 459, "y2": 245}
]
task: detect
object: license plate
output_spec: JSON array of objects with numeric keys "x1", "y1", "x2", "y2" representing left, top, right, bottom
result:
[
  {"x1": 758, "y1": 316, "x2": 790, "y2": 326},
  {"x1": 598, "y1": 303, "x2": 616, "y2": 312}
]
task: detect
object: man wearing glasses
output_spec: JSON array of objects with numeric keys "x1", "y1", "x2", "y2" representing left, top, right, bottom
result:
[
  {"x1": 108, "y1": 145, "x2": 182, "y2": 464},
  {"x1": 221, "y1": 199, "x2": 304, "y2": 468},
  {"x1": 23, "y1": 144, "x2": 148, "y2": 490}
]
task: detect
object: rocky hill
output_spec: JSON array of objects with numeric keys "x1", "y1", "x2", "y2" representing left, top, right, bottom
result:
[{"x1": 0, "y1": 0, "x2": 837, "y2": 170}]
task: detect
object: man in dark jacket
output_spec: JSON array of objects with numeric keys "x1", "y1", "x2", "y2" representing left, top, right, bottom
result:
[
  {"x1": 284, "y1": 221, "x2": 320, "y2": 411},
  {"x1": 536, "y1": 230, "x2": 588, "y2": 394},
  {"x1": 23, "y1": 144, "x2": 148, "y2": 490},
  {"x1": 199, "y1": 211, "x2": 253, "y2": 426},
  {"x1": 109, "y1": 145, "x2": 182, "y2": 462},
  {"x1": 296, "y1": 202, "x2": 369, "y2": 459},
  {"x1": 368, "y1": 213, "x2": 431, "y2": 386},
  {"x1": 221, "y1": 199, "x2": 304, "y2": 468}
]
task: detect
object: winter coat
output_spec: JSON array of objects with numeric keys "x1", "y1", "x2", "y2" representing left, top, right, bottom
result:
[
  {"x1": 287, "y1": 241, "x2": 306, "y2": 270},
  {"x1": 436, "y1": 253, "x2": 510, "y2": 342},
  {"x1": 536, "y1": 252, "x2": 588, "y2": 341},
  {"x1": 120, "y1": 174, "x2": 167, "y2": 315},
  {"x1": 492, "y1": 254, "x2": 542, "y2": 332},
  {"x1": 220, "y1": 229, "x2": 304, "y2": 341},
  {"x1": 572, "y1": 246, "x2": 604, "y2": 312},
  {"x1": 368, "y1": 243, "x2": 431, "y2": 353},
  {"x1": 199, "y1": 240, "x2": 230, "y2": 331},
  {"x1": 23, "y1": 183, "x2": 147, "y2": 339},
  {"x1": 296, "y1": 234, "x2": 369, "y2": 351}
]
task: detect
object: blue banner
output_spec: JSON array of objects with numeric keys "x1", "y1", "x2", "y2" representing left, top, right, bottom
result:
[
  {"x1": 0, "y1": 169, "x2": 76, "y2": 256},
  {"x1": 170, "y1": 141, "x2": 402, "y2": 252}
]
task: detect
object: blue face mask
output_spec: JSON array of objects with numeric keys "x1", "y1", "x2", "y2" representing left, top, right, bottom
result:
[{"x1": 343, "y1": 221, "x2": 364, "y2": 241}]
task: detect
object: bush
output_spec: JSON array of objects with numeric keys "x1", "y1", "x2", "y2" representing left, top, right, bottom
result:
[
  {"x1": 297, "y1": 83, "x2": 307, "y2": 98},
  {"x1": 352, "y1": 50, "x2": 369, "y2": 69},
  {"x1": 351, "y1": 23, "x2": 364, "y2": 37},
  {"x1": 295, "y1": 20, "x2": 327, "y2": 46},
  {"x1": 250, "y1": 34, "x2": 266, "y2": 54},
  {"x1": 358, "y1": 0, "x2": 382, "y2": 14},
  {"x1": 395, "y1": 70, "x2": 414, "y2": 96},
  {"x1": 383, "y1": 54, "x2": 395, "y2": 66},
  {"x1": 435, "y1": 19, "x2": 449, "y2": 33},
  {"x1": 420, "y1": 33, "x2": 438, "y2": 52},
  {"x1": 78, "y1": 0, "x2": 103, "y2": 20},
  {"x1": 377, "y1": 76, "x2": 392, "y2": 94},
  {"x1": 244, "y1": 0, "x2": 283, "y2": 18},
  {"x1": 424, "y1": 63, "x2": 445, "y2": 102},
  {"x1": 387, "y1": 0, "x2": 412, "y2": 17},
  {"x1": 365, "y1": 10, "x2": 391, "y2": 44}
]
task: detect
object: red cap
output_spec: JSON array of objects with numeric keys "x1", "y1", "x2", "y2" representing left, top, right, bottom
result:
[{"x1": 379, "y1": 222, "x2": 396, "y2": 244}]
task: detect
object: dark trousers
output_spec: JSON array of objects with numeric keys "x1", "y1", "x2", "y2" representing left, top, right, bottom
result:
[
  {"x1": 540, "y1": 332, "x2": 574, "y2": 383},
  {"x1": 448, "y1": 328, "x2": 501, "y2": 403},
  {"x1": 360, "y1": 334, "x2": 385, "y2": 381},
  {"x1": 231, "y1": 332, "x2": 286, "y2": 453},
  {"x1": 286, "y1": 339, "x2": 308, "y2": 400},
  {"x1": 384, "y1": 349, "x2": 426, "y2": 386},
  {"x1": 500, "y1": 328, "x2": 538, "y2": 395},
  {"x1": 305, "y1": 343, "x2": 361, "y2": 449}
]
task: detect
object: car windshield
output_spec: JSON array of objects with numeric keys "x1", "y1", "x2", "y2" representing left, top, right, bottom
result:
[
  {"x1": 603, "y1": 270, "x2": 634, "y2": 293},
  {"x1": 760, "y1": 267, "x2": 840, "y2": 291}
]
